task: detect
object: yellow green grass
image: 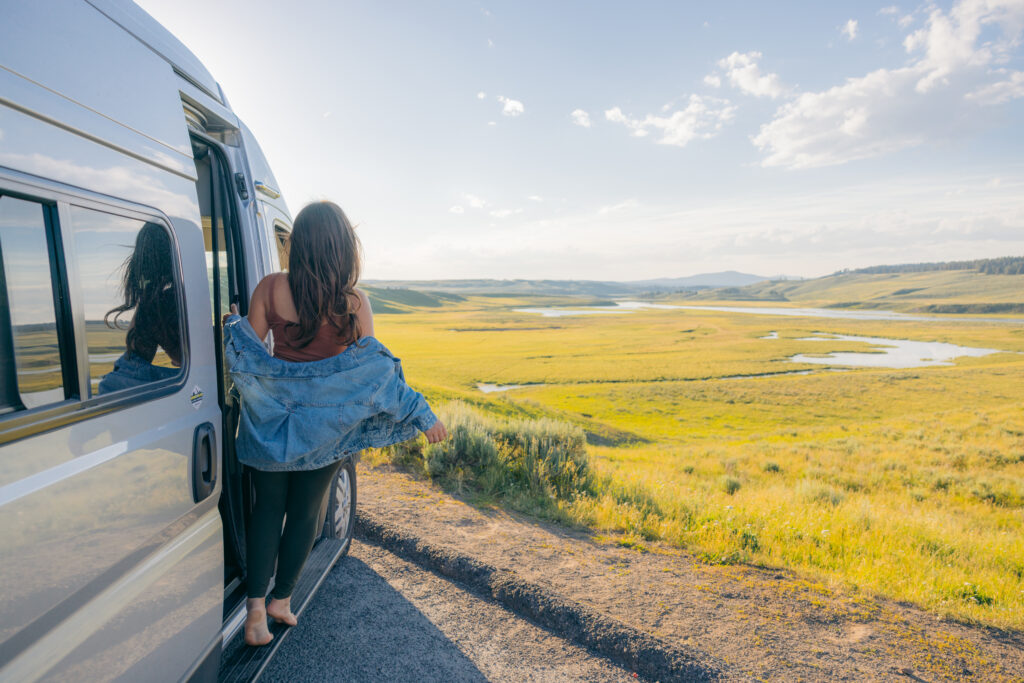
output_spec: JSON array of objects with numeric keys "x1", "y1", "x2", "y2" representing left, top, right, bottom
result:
[{"x1": 372, "y1": 294, "x2": 1024, "y2": 630}]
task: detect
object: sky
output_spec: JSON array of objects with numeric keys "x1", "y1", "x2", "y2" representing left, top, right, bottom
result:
[{"x1": 135, "y1": 0, "x2": 1024, "y2": 280}]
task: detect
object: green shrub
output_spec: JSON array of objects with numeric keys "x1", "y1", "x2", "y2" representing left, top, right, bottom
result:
[{"x1": 384, "y1": 401, "x2": 593, "y2": 505}]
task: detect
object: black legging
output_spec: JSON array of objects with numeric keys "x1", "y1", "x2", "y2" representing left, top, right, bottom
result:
[{"x1": 246, "y1": 461, "x2": 343, "y2": 600}]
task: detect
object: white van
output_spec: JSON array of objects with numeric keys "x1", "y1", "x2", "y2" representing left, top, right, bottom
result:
[{"x1": 0, "y1": 2, "x2": 356, "y2": 680}]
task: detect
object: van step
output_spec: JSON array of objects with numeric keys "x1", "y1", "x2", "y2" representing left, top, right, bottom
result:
[{"x1": 218, "y1": 538, "x2": 345, "y2": 682}]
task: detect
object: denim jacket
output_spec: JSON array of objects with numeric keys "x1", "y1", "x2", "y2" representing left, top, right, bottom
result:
[
  {"x1": 97, "y1": 351, "x2": 179, "y2": 395},
  {"x1": 223, "y1": 314, "x2": 437, "y2": 472}
]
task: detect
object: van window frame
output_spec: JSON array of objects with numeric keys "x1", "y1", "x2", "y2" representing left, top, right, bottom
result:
[{"x1": 0, "y1": 171, "x2": 191, "y2": 445}]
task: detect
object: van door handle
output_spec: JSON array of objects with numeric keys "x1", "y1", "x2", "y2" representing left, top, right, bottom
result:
[{"x1": 192, "y1": 422, "x2": 218, "y2": 503}]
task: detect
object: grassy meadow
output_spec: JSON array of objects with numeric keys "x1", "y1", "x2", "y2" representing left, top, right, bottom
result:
[{"x1": 365, "y1": 288, "x2": 1024, "y2": 630}]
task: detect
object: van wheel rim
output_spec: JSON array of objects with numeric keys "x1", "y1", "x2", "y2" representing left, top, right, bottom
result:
[{"x1": 334, "y1": 469, "x2": 352, "y2": 534}]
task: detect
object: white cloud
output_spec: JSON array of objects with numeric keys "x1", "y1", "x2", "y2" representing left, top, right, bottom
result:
[
  {"x1": 527, "y1": 195, "x2": 543, "y2": 202},
  {"x1": 476, "y1": 91, "x2": 486, "y2": 100},
  {"x1": 487, "y1": 38, "x2": 494, "y2": 48},
  {"x1": 841, "y1": 19, "x2": 858, "y2": 40},
  {"x1": 753, "y1": 66, "x2": 928, "y2": 168},
  {"x1": 717, "y1": 51, "x2": 785, "y2": 98},
  {"x1": 879, "y1": 5, "x2": 916, "y2": 27},
  {"x1": 703, "y1": 74, "x2": 721, "y2": 88},
  {"x1": 449, "y1": 205, "x2": 465, "y2": 214},
  {"x1": 754, "y1": 0, "x2": 1024, "y2": 169},
  {"x1": 375, "y1": 175, "x2": 1024, "y2": 280},
  {"x1": 489, "y1": 208, "x2": 523, "y2": 218},
  {"x1": 904, "y1": 0, "x2": 1024, "y2": 93},
  {"x1": 570, "y1": 109, "x2": 592, "y2": 127},
  {"x1": 605, "y1": 95, "x2": 736, "y2": 147},
  {"x1": 464, "y1": 194, "x2": 487, "y2": 208},
  {"x1": 597, "y1": 199, "x2": 639, "y2": 215},
  {"x1": 487, "y1": 121, "x2": 497, "y2": 126},
  {"x1": 966, "y1": 69, "x2": 1024, "y2": 104},
  {"x1": 497, "y1": 95, "x2": 525, "y2": 116}
]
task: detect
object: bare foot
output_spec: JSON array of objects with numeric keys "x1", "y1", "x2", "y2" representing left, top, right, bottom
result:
[
  {"x1": 267, "y1": 597, "x2": 298, "y2": 626},
  {"x1": 244, "y1": 599, "x2": 273, "y2": 646}
]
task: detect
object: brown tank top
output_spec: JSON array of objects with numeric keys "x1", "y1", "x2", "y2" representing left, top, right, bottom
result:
[{"x1": 266, "y1": 274, "x2": 352, "y2": 362}]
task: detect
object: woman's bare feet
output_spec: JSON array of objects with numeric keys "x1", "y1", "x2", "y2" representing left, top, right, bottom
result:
[
  {"x1": 267, "y1": 597, "x2": 298, "y2": 626},
  {"x1": 244, "y1": 598, "x2": 273, "y2": 646}
]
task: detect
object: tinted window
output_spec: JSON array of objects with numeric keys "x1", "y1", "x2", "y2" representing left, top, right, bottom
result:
[
  {"x1": 69, "y1": 207, "x2": 182, "y2": 396},
  {"x1": 0, "y1": 195, "x2": 65, "y2": 411},
  {"x1": 275, "y1": 223, "x2": 291, "y2": 270}
]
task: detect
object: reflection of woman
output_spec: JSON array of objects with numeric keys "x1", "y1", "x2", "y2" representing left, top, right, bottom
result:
[
  {"x1": 227, "y1": 201, "x2": 447, "y2": 646},
  {"x1": 97, "y1": 223, "x2": 180, "y2": 394}
]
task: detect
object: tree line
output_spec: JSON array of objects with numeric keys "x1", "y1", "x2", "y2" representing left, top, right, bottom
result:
[{"x1": 836, "y1": 256, "x2": 1024, "y2": 276}]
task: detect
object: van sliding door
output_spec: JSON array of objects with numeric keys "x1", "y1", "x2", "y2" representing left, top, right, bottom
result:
[{"x1": 191, "y1": 135, "x2": 249, "y2": 608}]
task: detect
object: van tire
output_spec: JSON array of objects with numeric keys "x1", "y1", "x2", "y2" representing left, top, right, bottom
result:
[{"x1": 323, "y1": 458, "x2": 357, "y2": 554}]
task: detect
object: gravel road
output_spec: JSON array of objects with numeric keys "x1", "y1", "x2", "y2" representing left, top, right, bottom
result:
[{"x1": 260, "y1": 541, "x2": 639, "y2": 682}]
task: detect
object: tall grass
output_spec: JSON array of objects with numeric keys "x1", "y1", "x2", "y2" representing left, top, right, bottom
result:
[
  {"x1": 372, "y1": 401, "x2": 1024, "y2": 629},
  {"x1": 378, "y1": 402, "x2": 594, "y2": 518}
]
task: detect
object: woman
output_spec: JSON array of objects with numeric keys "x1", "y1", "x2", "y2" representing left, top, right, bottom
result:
[
  {"x1": 98, "y1": 222, "x2": 182, "y2": 394},
  {"x1": 228, "y1": 201, "x2": 447, "y2": 646}
]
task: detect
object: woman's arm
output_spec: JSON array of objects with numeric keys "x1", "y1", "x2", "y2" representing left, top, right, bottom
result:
[
  {"x1": 353, "y1": 288, "x2": 374, "y2": 339},
  {"x1": 245, "y1": 275, "x2": 274, "y2": 340},
  {"x1": 223, "y1": 274, "x2": 274, "y2": 338}
]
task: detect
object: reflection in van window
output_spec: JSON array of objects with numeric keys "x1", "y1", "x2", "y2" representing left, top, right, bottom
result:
[
  {"x1": 68, "y1": 208, "x2": 183, "y2": 396},
  {"x1": 0, "y1": 195, "x2": 66, "y2": 411}
]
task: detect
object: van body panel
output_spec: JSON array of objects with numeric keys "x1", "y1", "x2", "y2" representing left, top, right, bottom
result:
[
  {"x1": 239, "y1": 123, "x2": 289, "y2": 219},
  {"x1": 4, "y1": 510, "x2": 221, "y2": 682},
  {"x1": 84, "y1": 0, "x2": 223, "y2": 105},
  {"x1": 0, "y1": 105, "x2": 199, "y2": 220},
  {"x1": 0, "y1": 30, "x2": 224, "y2": 675},
  {"x1": 0, "y1": 4, "x2": 306, "y2": 679},
  {"x1": 0, "y1": 69, "x2": 194, "y2": 180},
  {"x1": 0, "y1": 1, "x2": 192, "y2": 158}
]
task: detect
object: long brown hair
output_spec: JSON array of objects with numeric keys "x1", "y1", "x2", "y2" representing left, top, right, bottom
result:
[
  {"x1": 105, "y1": 222, "x2": 181, "y2": 363},
  {"x1": 285, "y1": 201, "x2": 362, "y2": 347}
]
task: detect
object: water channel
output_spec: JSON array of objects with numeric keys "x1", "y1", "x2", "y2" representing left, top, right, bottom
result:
[{"x1": 512, "y1": 302, "x2": 1011, "y2": 371}]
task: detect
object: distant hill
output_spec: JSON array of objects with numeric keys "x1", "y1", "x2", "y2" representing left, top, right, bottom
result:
[
  {"x1": 363, "y1": 286, "x2": 465, "y2": 314},
  {"x1": 364, "y1": 258, "x2": 1024, "y2": 315},
  {"x1": 693, "y1": 257, "x2": 1024, "y2": 313},
  {"x1": 843, "y1": 256, "x2": 1024, "y2": 276},
  {"x1": 627, "y1": 271, "x2": 769, "y2": 289},
  {"x1": 364, "y1": 271, "x2": 769, "y2": 297}
]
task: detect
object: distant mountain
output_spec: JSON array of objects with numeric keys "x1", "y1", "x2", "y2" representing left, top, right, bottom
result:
[{"x1": 626, "y1": 271, "x2": 769, "y2": 289}]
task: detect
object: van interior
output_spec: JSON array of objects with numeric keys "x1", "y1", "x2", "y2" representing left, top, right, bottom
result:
[{"x1": 191, "y1": 134, "x2": 250, "y2": 618}]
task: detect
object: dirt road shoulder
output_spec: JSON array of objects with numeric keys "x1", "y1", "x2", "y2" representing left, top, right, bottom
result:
[{"x1": 358, "y1": 464, "x2": 1024, "y2": 683}]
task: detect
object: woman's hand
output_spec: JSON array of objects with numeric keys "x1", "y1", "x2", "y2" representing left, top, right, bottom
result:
[
  {"x1": 222, "y1": 303, "x2": 239, "y2": 326},
  {"x1": 424, "y1": 421, "x2": 449, "y2": 444}
]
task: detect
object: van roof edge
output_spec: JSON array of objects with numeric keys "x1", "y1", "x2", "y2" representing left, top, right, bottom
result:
[{"x1": 84, "y1": 0, "x2": 224, "y2": 104}]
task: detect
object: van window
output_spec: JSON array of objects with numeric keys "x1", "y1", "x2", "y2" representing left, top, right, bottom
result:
[
  {"x1": 68, "y1": 207, "x2": 183, "y2": 396},
  {"x1": 275, "y1": 223, "x2": 291, "y2": 270},
  {"x1": 0, "y1": 195, "x2": 66, "y2": 411}
]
